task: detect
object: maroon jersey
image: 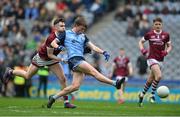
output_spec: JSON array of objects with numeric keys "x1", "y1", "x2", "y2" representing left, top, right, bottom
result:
[
  {"x1": 38, "y1": 32, "x2": 61, "y2": 60},
  {"x1": 144, "y1": 30, "x2": 170, "y2": 61},
  {"x1": 113, "y1": 56, "x2": 130, "y2": 77}
]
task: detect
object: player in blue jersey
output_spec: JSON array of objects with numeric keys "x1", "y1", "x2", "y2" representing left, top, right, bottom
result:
[
  {"x1": 1, "y1": 18, "x2": 76, "y2": 108},
  {"x1": 46, "y1": 16, "x2": 125, "y2": 108}
]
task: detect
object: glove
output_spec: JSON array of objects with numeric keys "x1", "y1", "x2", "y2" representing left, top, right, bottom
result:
[
  {"x1": 55, "y1": 45, "x2": 65, "y2": 51},
  {"x1": 140, "y1": 49, "x2": 148, "y2": 56},
  {"x1": 103, "y1": 51, "x2": 110, "y2": 61},
  {"x1": 161, "y1": 50, "x2": 168, "y2": 57}
]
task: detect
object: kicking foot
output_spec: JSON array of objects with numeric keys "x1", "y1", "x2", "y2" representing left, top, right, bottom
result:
[
  {"x1": 138, "y1": 92, "x2": 144, "y2": 107},
  {"x1": 47, "y1": 95, "x2": 55, "y2": 108},
  {"x1": 64, "y1": 102, "x2": 77, "y2": 108},
  {"x1": 115, "y1": 77, "x2": 125, "y2": 89},
  {"x1": 1, "y1": 67, "x2": 13, "y2": 84},
  {"x1": 149, "y1": 96, "x2": 156, "y2": 104}
]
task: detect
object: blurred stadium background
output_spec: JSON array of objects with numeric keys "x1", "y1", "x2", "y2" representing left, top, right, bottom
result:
[{"x1": 0, "y1": 0, "x2": 180, "y2": 109}]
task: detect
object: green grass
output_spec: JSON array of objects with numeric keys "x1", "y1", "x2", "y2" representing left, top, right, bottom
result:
[{"x1": 0, "y1": 97, "x2": 179, "y2": 116}]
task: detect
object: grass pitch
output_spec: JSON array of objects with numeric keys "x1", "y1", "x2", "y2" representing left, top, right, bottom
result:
[{"x1": 0, "y1": 97, "x2": 179, "y2": 116}]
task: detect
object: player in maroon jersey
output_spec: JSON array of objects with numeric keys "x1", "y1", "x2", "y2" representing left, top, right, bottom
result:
[
  {"x1": 1, "y1": 18, "x2": 76, "y2": 108},
  {"x1": 138, "y1": 17, "x2": 172, "y2": 107},
  {"x1": 110, "y1": 48, "x2": 133, "y2": 104}
]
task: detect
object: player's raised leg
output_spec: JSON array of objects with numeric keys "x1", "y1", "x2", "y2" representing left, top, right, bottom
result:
[
  {"x1": 2, "y1": 64, "x2": 38, "y2": 84},
  {"x1": 77, "y1": 61, "x2": 125, "y2": 89}
]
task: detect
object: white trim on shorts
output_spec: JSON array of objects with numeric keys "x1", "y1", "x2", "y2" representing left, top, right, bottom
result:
[
  {"x1": 147, "y1": 59, "x2": 163, "y2": 69},
  {"x1": 32, "y1": 53, "x2": 59, "y2": 67}
]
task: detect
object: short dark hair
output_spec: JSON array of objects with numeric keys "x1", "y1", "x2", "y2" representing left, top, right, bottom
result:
[
  {"x1": 53, "y1": 18, "x2": 65, "y2": 25},
  {"x1": 73, "y1": 16, "x2": 87, "y2": 28},
  {"x1": 153, "y1": 17, "x2": 163, "y2": 23}
]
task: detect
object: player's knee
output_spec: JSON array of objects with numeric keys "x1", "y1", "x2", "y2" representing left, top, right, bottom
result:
[
  {"x1": 156, "y1": 76, "x2": 162, "y2": 81},
  {"x1": 71, "y1": 83, "x2": 80, "y2": 91}
]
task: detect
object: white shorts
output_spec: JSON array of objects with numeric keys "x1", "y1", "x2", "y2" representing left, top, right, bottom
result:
[
  {"x1": 147, "y1": 59, "x2": 163, "y2": 69},
  {"x1": 32, "y1": 53, "x2": 59, "y2": 67},
  {"x1": 116, "y1": 76, "x2": 128, "y2": 82}
]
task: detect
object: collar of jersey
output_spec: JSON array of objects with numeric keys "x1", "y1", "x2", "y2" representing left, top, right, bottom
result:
[{"x1": 153, "y1": 30, "x2": 162, "y2": 34}]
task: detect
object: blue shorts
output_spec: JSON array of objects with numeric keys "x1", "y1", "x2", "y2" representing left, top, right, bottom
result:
[{"x1": 68, "y1": 56, "x2": 85, "y2": 71}]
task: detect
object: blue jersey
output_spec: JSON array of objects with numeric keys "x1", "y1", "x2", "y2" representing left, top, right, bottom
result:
[{"x1": 57, "y1": 30, "x2": 89, "y2": 59}]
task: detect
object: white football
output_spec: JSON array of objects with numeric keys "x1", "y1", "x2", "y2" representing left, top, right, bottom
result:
[{"x1": 157, "y1": 86, "x2": 170, "y2": 98}]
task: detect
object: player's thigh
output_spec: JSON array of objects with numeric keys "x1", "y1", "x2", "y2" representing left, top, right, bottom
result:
[
  {"x1": 151, "y1": 64, "x2": 162, "y2": 78},
  {"x1": 26, "y1": 64, "x2": 39, "y2": 78},
  {"x1": 49, "y1": 63, "x2": 65, "y2": 78},
  {"x1": 77, "y1": 61, "x2": 99, "y2": 76},
  {"x1": 72, "y1": 72, "x2": 85, "y2": 87}
]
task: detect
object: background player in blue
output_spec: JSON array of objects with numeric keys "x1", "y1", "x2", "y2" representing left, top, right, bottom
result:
[{"x1": 46, "y1": 16, "x2": 125, "y2": 108}]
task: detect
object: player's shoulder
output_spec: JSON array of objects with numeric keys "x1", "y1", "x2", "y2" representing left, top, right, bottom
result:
[
  {"x1": 162, "y1": 31, "x2": 170, "y2": 35},
  {"x1": 48, "y1": 32, "x2": 56, "y2": 39},
  {"x1": 65, "y1": 29, "x2": 73, "y2": 34}
]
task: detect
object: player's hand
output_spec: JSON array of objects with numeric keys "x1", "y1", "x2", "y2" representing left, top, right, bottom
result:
[
  {"x1": 140, "y1": 48, "x2": 148, "y2": 56},
  {"x1": 161, "y1": 50, "x2": 168, "y2": 57},
  {"x1": 55, "y1": 45, "x2": 65, "y2": 51},
  {"x1": 103, "y1": 51, "x2": 110, "y2": 61}
]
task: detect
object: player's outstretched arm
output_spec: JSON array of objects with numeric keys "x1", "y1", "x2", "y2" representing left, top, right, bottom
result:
[
  {"x1": 87, "y1": 42, "x2": 110, "y2": 61},
  {"x1": 87, "y1": 41, "x2": 104, "y2": 54}
]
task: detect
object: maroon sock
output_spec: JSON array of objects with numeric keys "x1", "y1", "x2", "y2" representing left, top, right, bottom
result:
[{"x1": 63, "y1": 96, "x2": 69, "y2": 103}]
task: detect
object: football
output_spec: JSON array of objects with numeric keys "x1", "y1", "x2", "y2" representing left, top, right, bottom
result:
[{"x1": 157, "y1": 86, "x2": 170, "y2": 98}]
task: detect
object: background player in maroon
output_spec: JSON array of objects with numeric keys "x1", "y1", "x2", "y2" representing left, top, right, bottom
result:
[
  {"x1": 138, "y1": 17, "x2": 172, "y2": 106},
  {"x1": 2, "y1": 18, "x2": 76, "y2": 108},
  {"x1": 110, "y1": 48, "x2": 133, "y2": 104}
]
